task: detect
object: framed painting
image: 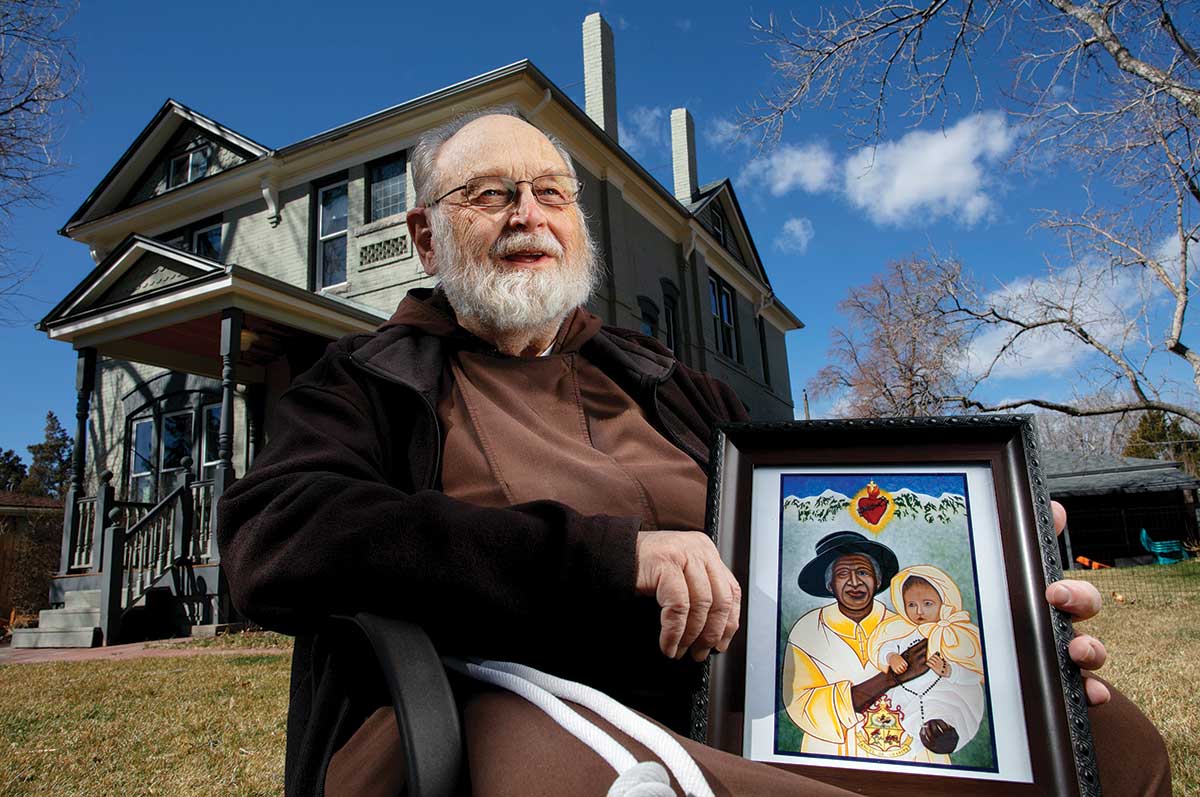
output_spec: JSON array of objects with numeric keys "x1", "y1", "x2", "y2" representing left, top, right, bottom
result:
[{"x1": 695, "y1": 415, "x2": 1100, "y2": 796}]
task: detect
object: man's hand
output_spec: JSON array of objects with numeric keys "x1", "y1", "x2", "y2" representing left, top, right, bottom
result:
[
  {"x1": 920, "y1": 719, "x2": 959, "y2": 754},
  {"x1": 894, "y1": 638, "x2": 930, "y2": 684},
  {"x1": 1048, "y1": 501, "x2": 1111, "y2": 706},
  {"x1": 635, "y1": 531, "x2": 742, "y2": 661}
]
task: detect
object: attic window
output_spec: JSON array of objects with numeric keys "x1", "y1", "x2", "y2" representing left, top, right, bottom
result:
[
  {"x1": 711, "y1": 205, "x2": 727, "y2": 246},
  {"x1": 168, "y1": 146, "x2": 212, "y2": 189}
]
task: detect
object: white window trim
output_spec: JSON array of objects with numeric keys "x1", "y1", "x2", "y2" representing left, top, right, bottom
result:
[
  {"x1": 318, "y1": 181, "x2": 349, "y2": 290},
  {"x1": 193, "y1": 223, "x2": 222, "y2": 261},
  {"x1": 168, "y1": 146, "x2": 213, "y2": 190},
  {"x1": 159, "y1": 408, "x2": 195, "y2": 473},
  {"x1": 129, "y1": 416, "x2": 155, "y2": 480}
]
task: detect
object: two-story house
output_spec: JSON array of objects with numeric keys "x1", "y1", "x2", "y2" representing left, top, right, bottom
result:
[{"x1": 15, "y1": 13, "x2": 803, "y2": 648}]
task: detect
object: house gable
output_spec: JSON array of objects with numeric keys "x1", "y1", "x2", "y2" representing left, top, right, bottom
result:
[
  {"x1": 118, "y1": 122, "x2": 253, "y2": 210},
  {"x1": 690, "y1": 181, "x2": 773, "y2": 292},
  {"x1": 94, "y1": 252, "x2": 208, "y2": 307},
  {"x1": 64, "y1": 100, "x2": 267, "y2": 232}
]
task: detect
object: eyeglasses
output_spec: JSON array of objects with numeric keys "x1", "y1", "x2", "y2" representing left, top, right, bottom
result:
[{"x1": 427, "y1": 174, "x2": 583, "y2": 209}]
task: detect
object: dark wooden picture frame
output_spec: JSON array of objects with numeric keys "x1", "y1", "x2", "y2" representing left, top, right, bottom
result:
[{"x1": 693, "y1": 415, "x2": 1101, "y2": 796}]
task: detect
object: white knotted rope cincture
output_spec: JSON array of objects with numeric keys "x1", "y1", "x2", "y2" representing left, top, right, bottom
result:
[{"x1": 443, "y1": 657, "x2": 714, "y2": 797}]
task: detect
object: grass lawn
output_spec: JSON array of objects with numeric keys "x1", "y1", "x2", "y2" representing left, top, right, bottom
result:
[{"x1": 1, "y1": 562, "x2": 1197, "y2": 796}]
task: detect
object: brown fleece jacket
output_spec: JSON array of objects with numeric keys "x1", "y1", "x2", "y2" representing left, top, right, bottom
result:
[{"x1": 216, "y1": 288, "x2": 749, "y2": 797}]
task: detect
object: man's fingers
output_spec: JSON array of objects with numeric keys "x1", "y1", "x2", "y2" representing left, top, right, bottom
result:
[
  {"x1": 655, "y1": 569, "x2": 691, "y2": 658},
  {"x1": 717, "y1": 577, "x2": 742, "y2": 653},
  {"x1": 1083, "y1": 675, "x2": 1111, "y2": 706},
  {"x1": 689, "y1": 560, "x2": 733, "y2": 661},
  {"x1": 1069, "y1": 634, "x2": 1108, "y2": 671},
  {"x1": 1046, "y1": 580, "x2": 1102, "y2": 620},
  {"x1": 675, "y1": 555, "x2": 713, "y2": 658},
  {"x1": 1051, "y1": 500, "x2": 1067, "y2": 536}
]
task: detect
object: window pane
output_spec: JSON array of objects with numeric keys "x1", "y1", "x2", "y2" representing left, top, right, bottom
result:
[
  {"x1": 130, "y1": 474, "x2": 154, "y2": 503},
  {"x1": 709, "y1": 279, "x2": 719, "y2": 316},
  {"x1": 161, "y1": 412, "x2": 193, "y2": 471},
  {"x1": 194, "y1": 226, "x2": 221, "y2": 260},
  {"x1": 189, "y1": 148, "x2": 210, "y2": 182},
  {"x1": 321, "y1": 236, "x2": 347, "y2": 286},
  {"x1": 203, "y1": 405, "x2": 220, "y2": 479},
  {"x1": 664, "y1": 303, "x2": 677, "y2": 351},
  {"x1": 720, "y1": 287, "x2": 734, "y2": 324},
  {"x1": 131, "y1": 420, "x2": 154, "y2": 476},
  {"x1": 370, "y1": 157, "x2": 406, "y2": 221},
  {"x1": 168, "y1": 155, "x2": 189, "y2": 188},
  {"x1": 321, "y1": 185, "x2": 349, "y2": 236}
]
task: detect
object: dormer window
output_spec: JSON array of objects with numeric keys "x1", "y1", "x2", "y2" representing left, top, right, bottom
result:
[
  {"x1": 168, "y1": 145, "x2": 212, "y2": 189},
  {"x1": 711, "y1": 205, "x2": 727, "y2": 246},
  {"x1": 192, "y1": 223, "x2": 222, "y2": 261}
]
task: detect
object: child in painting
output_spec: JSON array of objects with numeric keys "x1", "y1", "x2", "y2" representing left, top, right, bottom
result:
[{"x1": 866, "y1": 565, "x2": 987, "y2": 763}]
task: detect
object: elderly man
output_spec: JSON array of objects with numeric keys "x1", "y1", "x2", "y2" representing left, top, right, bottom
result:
[{"x1": 217, "y1": 108, "x2": 1170, "y2": 796}]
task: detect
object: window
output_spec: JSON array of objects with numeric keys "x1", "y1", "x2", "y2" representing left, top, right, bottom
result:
[
  {"x1": 192, "y1": 224, "x2": 222, "y2": 261},
  {"x1": 758, "y1": 317, "x2": 772, "y2": 386},
  {"x1": 709, "y1": 275, "x2": 740, "y2": 361},
  {"x1": 129, "y1": 418, "x2": 155, "y2": 502},
  {"x1": 637, "y1": 296, "x2": 659, "y2": 339},
  {"x1": 168, "y1": 146, "x2": 212, "y2": 189},
  {"x1": 710, "y1": 206, "x2": 727, "y2": 246},
  {"x1": 661, "y1": 279, "x2": 681, "y2": 354},
  {"x1": 368, "y1": 152, "x2": 407, "y2": 222},
  {"x1": 160, "y1": 410, "x2": 194, "y2": 472},
  {"x1": 318, "y1": 182, "x2": 349, "y2": 288},
  {"x1": 201, "y1": 404, "x2": 221, "y2": 480},
  {"x1": 663, "y1": 297, "x2": 679, "y2": 352}
]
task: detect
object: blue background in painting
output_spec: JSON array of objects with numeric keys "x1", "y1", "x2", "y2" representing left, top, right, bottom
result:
[{"x1": 781, "y1": 473, "x2": 968, "y2": 502}]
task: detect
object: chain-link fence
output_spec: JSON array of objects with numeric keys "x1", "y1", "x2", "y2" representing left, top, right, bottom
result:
[{"x1": 1070, "y1": 558, "x2": 1200, "y2": 607}]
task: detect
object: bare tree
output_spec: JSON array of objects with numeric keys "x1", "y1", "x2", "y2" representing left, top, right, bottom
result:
[
  {"x1": 809, "y1": 257, "x2": 971, "y2": 417},
  {"x1": 0, "y1": 0, "x2": 78, "y2": 324},
  {"x1": 749, "y1": 1, "x2": 1200, "y2": 424}
]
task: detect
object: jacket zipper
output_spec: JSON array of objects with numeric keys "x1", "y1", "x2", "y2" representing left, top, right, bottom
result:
[{"x1": 347, "y1": 355, "x2": 443, "y2": 491}]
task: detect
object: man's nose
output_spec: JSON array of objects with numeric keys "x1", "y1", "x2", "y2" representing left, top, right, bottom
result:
[{"x1": 507, "y1": 184, "x2": 547, "y2": 229}]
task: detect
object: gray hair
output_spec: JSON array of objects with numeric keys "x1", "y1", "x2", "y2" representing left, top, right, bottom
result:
[
  {"x1": 825, "y1": 555, "x2": 882, "y2": 594},
  {"x1": 410, "y1": 104, "x2": 578, "y2": 206}
]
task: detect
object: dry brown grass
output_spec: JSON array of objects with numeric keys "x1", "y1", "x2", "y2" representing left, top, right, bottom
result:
[
  {"x1": 0, "y1": 652, "x2": 289, "y2": 796},
  {"x1": 1074, "y1": 560, "x2": 1200, "y2": 796},
  {"x1": 0, "y1": 561, "x2": 1195, "y2": 795}
]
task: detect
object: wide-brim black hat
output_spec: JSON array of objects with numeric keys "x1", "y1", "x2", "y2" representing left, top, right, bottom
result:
[{"x1": 797, "y1": 530, "x2": 899, "y2": 598}]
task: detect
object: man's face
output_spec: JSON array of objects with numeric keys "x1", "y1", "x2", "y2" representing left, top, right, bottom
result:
[
  {"x1": 830, "y1": 554, "x2": 878, "y2": 614},
  {"x1": 417, "y1": 115, "x2": 599, "y2": 332}
]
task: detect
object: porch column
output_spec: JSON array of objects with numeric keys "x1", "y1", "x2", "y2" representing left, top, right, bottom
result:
[
  {"x1": 213, "y1": 309, "x2": 241, "y2": 625},
  {"x1": 213, "y1": 308, "x2": 242, "y2": 508},
  {"x1": 59, "y1": 347, "x2": 96, "y2": 575}
]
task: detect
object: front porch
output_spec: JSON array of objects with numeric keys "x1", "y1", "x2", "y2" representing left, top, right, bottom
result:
[{"x1": 18, "y1": 236, "x2": 387, "y2": 647}]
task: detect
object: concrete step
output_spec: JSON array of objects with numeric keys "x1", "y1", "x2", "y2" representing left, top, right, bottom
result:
[
  {"x1": 38, "y1": 607, "x2": 101, "y2": 630},
  {"x1": 10, "y1": 627, "x2": 101, "y2": 649},
  {"x1": 64, "y1": 589, "x2": 101, "y2": 610}
]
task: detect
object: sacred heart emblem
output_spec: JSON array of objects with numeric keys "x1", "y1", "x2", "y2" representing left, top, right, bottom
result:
[
  {"x1": 849, "y1": 480, "x2": 896, "y2": 534},
  {"x1": 857, "y1": 494, "x2": 889, "y2": 525}
]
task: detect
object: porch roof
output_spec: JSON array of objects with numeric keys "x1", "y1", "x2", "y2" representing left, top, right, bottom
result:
[{"x1": 37, "y1": 235, "x2": 388, "y2": 380}]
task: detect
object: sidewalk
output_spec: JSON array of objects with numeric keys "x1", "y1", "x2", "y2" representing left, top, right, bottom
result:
[{"x1": 0, "y1": 637, "x2": 290, "y2": 665}]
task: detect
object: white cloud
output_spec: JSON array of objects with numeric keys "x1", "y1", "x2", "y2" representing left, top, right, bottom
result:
[
  {"x1": 619, "y1": 106, "x2": 667, "y2": 157},
  {"x1": 776, "y1": 217, "x2": 815, "y2": 254},
  {"x1": 616, "y1": 15, "x2": 629, "y2": 30},
  {"x1": 961, "y1": 264, "x2": 1151, "y2": 380},
  {"x1": 842, "y1": 112, "x2": 1014, "y2": 226},
  {"x1": 675, "y1": 18, "x2": 693, "y2": 32},
  {"x1": 739, "y1": 143, "x2": 836, "y2": 196},
  {"x1": 706, "y1": 117, "x2": 740, "y2": 149}
]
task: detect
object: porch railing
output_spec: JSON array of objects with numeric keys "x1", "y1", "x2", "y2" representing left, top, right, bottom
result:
[
  {"x1": 68, "y1": 496, "x2": 97, "y2": 570},
  {"x1": 191, "y1": 479, "x2": 215, "y2": 562}
]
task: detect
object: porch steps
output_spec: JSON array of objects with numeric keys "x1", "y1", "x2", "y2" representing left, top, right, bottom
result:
[{"x1": 10, "y1": 590, "x2": 102, "y2": 649}]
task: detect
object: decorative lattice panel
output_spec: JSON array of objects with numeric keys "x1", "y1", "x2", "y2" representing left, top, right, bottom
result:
[{"x1": 359, "y1": 235, "x2": 409, "y2": 266}]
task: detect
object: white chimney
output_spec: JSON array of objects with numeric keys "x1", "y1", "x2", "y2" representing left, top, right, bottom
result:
[
  {"x1": 583, "y1": 13, "x2": 618, "y2": 141},
  {"x1": 671, "y1": 108, "x2": 698, "y2": 203}
]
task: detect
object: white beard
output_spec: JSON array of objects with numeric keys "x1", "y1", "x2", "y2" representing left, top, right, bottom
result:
[{"x1": 430, "y1": 209, "x2": 602, "y2": 333}]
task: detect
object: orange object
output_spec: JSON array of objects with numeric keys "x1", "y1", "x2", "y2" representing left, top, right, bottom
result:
[{"x1": 1074, "y1": 555, "x2": 1112, "y2": 570}]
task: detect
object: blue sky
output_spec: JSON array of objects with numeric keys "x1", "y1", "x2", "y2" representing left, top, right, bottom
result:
[{"x1": 0, "y1": 1, "x2": 1130, "y2": 459}]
